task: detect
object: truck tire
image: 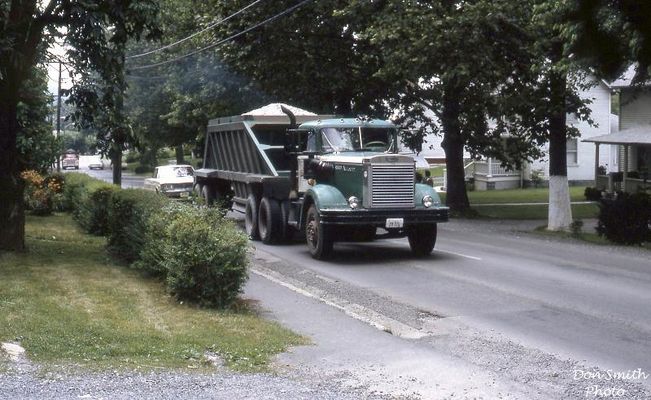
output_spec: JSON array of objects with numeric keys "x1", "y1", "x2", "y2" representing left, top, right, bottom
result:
[
  {"x1": 193, "y1": 183, "x2": 203, "y2": 199},
  {"x1": 305, "y1": 205, "x2": 333, "y2": 259},
  {"x1": 407, "y1": 224, "x2": 437, "y2": 257},
  {"x1": 258, "y1": 197, "x2": 282, "y2": 244},
  {"x1": 279, "y1": 200, "x2": 294, "y2": 241},
  {"x1": 245, "y1": 194, "x2": 260, "y2": 240},
  {"x1": 202, "y1": 185, "x2": 215, "y2": 206}
]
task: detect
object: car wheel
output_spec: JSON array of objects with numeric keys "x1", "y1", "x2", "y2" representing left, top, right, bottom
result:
[
  {"x1": 305, "y1": 205, "x2": 333, "y2": 259},
  {"x1": 245, "y1": 194, "x2": 260, "y2": 240},
  {"x1": 407, "y1": 224, "x2": 437, "y2": 256},
  {"x1": 258, "y1": 197, "x2": 282, "y2": 244}
]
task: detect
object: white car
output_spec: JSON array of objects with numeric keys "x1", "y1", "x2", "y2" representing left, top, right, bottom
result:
[
  {"x1": 144, "y1": 165, "x2": 195, "y2": 198},
  {"x1": 88, "y1": 156, "x2": 106, "y2": 170}
]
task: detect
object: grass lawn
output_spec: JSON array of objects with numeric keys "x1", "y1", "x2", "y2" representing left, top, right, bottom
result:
[
  {"x1": 437, "y1": 186, "x2": 598, "y2": 219},
  {"x1": 0, "y1": 214, "x2": 306, "y2": 372}
]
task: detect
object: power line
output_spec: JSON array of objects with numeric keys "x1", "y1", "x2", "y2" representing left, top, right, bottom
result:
[
  {"x1": 126, "y1": 0, "x2": 266, "y2": 60},
  {"x1": 128, "y1": 0, "x2": 314, "y2": 71}
]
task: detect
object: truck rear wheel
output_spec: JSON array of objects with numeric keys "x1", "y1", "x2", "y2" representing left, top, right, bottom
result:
[
  {"x1": 201, "y1": 185, "x2": 215, "y2": 206},
  {"x1": 258, "y1": 197, "x2": 282, "y2": 244},
  {"x1": 245, "y1": 194, "x2": 260, "y2": 240},
  {"x1": 193, "y1": 183, "x2": 203, "y2": 199},
  {"x1": 305, "y1": 205, "x2": 333, "y2": 259},
  {"x1": 407, "y1": 224, "x2": 437, "y2": 256}
]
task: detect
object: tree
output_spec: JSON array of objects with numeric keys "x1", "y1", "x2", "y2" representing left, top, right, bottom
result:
[
  {"x1": 345, "y1": 0, "x2": 549, "y2": 213},
  {"x1": 17, "y1": 66, "x2": 61, "y2": 173},
  {"x1": 209, "y1": 0, "x2": 389, "y2": 115},
  {"x1": 124, "y1": 0, "x2": 265, "y2": 166},
  {"x1": 567, "y1": 0, "x2": 651, "y2": 82},
  {"x1": 0, "y1": 0, "x2": 159, "y2": 251}
]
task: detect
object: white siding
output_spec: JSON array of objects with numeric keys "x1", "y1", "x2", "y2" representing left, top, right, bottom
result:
[
  {"x1": 569, "y1": 80, "x2": 612, "y2": 181},
  {"x1": 619, "y1": 91, "x2": 651, "y2": 130}
]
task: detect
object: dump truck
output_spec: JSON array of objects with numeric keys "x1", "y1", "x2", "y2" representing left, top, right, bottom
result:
[{"x1": 194, "y1": 103, "x2": 449, "y2": 259}]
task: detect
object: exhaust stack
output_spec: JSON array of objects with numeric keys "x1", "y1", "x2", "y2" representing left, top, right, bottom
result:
[{"x1": 280, "y1": 105, "x2": 297, "y2": 129}]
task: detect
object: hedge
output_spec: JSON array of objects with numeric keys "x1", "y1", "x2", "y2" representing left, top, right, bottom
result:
[
  {"x1": 61, "y1": 173, "x2": 250, "y2": 308},
  {"x1": 136, "y1": 204, "x2": 249, "y2": 308},
  {"x1": 107, "y1": 188, "x2": 168, "y2": 263},
  {"x1": 597, "y1": 192, "x2": 651, "y2": 245}
]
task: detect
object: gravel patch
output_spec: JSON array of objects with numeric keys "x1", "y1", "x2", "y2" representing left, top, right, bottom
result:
[{"x1": 0, "y1": 367, "x2": 378, "y2": 400}]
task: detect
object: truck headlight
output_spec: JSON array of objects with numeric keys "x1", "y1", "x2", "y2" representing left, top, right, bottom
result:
[
  {"x1": 422, "y1": 195, "x2": 434, "y2": 208},
  {"x1": 348, "y1": 196, "x2": 359, "y2": 209}
]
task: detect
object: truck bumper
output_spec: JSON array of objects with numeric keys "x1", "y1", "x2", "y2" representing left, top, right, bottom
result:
[{"x1": 319, "y1": 207, "x2": 449, "y2": 226}]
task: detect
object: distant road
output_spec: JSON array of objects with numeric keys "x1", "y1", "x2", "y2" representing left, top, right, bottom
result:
[{"x1": 63, "y1": 155, "x2": 146, "y2": 189}]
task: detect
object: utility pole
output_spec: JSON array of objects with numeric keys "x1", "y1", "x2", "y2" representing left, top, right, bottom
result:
[{"x1": 56, "y1": 61, "x2": 62, "y2": 172}]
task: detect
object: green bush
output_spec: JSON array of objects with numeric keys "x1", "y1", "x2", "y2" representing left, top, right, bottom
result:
[
  {"x1": 75, "y1": 184, "x2": 118, "y2": 235},
  {"x1": 597, "y1": 192, "x2": 651, "y2": 245},
  {"x1": 107, "y1": 189, "x2": 168, "y2": 263},
  {"x1": 137, "y1": 203, "x2": 249, "y2": 308},
  {"x1": 134, "y1": 165, "x2": 153, "y2": 174},
  {"x1": 584, "y1": 187, "x2": 602, "y2": 201},
  {"x1": 61, "y1": 173, "x2": 99, "y2": 212}
]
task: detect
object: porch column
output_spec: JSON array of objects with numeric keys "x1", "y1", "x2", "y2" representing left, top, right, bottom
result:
[
  {"x1": 623, "y1": 145, "x2": 629, "y2": 180},
  {"x1": 487, "y1": 157, "x2": 493, "y2": 178},
  {"x1": 594, "y1": 143, "x2": 600, "y2": 183}
]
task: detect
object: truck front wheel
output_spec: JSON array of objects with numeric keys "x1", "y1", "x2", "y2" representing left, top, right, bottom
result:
[
  {"x1": 407, "y1": 224, "x2": 437, "y2": 256},
  {"x1": 258, "y1": 197, "x2": 282, "y2": 244},
  {"x1": 245, "y1": 194, "x2": 260, "y2": 240},
  {"x1": 305, "y1": 205, "x2": 333, "y2": 259}
]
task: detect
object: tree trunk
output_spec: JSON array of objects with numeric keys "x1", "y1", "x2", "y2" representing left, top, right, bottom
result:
[
  {"x1": 547, "y1": 66, "x2": 572, "y2": 231},
  {"x1": 0, "y1": 101, "x2": 26, "y2": 252},
  {"x1": 110, "y1": 142, "x2": 122, "y2": 187},
  {"x1": 440, "y1": 89, "x2": 470, "y2": 213},
  {"x1": 175, "y1": 144, "x2": 185, "y2": 165}
]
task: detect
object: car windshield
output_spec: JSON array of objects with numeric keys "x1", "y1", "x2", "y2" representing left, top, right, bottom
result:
[
  {"x1": 320, "y1": 127, "x2": 395, "y2": 153},
  {"x1": 159, "y1": 166, "x2": 194, "y2": 178}
]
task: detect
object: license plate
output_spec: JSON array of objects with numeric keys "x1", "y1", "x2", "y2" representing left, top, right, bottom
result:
[
  {"x1": 180, "y1": 192, "x2": 189, "y2": 198},
  {"x1": 385, "y1": 218, "x2": 404, "y2": 229}
]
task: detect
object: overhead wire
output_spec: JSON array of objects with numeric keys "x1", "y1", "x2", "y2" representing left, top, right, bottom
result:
[
  {"x1": 126, "y1": 0, "x2": 266, "y2": 60},
  {"x1": 128, "y1": 0, "x2": 314, "y2": 71}
]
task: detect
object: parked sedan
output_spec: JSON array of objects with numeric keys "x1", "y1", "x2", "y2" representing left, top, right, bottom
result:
[
  {"x1": 144, "y1": 165, "x2": 195, "y2": 198},
  {"x1": 88, "y1": 156, "x2": 106, "y2": 170}
]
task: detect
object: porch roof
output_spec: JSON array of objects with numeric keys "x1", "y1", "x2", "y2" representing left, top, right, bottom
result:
[{"x1": 582, "y1": 126, "x2": 651, "y2": 146}]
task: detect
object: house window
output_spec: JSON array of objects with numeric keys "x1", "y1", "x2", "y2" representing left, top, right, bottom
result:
[{"x1": 567, "y1": 139, "x2": 578, "y2": 165}]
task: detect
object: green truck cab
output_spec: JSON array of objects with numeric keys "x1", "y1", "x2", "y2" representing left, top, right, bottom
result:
[{"x1": 194, "y1": 104, "x2": 448, "y2": 259}]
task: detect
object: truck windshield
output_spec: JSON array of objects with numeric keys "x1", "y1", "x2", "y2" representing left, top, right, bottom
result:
[{"x1": 321, "y1": 127, "x2": 395, "y2": 153}]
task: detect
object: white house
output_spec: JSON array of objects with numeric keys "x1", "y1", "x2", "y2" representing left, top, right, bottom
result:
[
  {"x1": 584, "y1": 68, "x2": 651, "y2": 193},
  {"x1": 415, "y1": 76, "x2": 622, "y2": 190}
]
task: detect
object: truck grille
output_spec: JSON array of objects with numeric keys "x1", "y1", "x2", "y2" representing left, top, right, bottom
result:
[{"x1": 370, "y1": 164, "x2": 415, "y2": 208}]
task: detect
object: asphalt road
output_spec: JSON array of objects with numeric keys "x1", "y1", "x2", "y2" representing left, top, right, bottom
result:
[{"x1": 244, "y1": 219, "x2": 651, "y2": 399}]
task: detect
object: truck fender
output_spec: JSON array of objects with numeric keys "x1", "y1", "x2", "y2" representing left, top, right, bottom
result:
[
  {"x1": 414, "y1": 183, "x2": 443, "y2": 208},
  {"x1": 300, "y1": 184, "x2": 348, "y2": 229}
]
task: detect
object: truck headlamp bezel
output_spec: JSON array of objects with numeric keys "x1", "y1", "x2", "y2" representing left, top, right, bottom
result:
[
  {"x1": 348, "y1": 196, "x2": 360, "y2": 209},
  {"x1": 422, "y1": 195, "x2": 434, "y2": 208}
]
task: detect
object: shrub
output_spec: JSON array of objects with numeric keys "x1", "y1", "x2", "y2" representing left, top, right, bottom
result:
[
  {"x1": 134, "y1": 164, "x2": 153, "y2": 175},
  {"x1": 136, "y1": 203, "x2": 249, "y2": 308},
  {"x1": 584, "y1": 187, "x2": 602, "y2": 201},
  {"x1": 21, "y1": 170, "x2": 58, "y2": 215},
  {"x1": 107, "y1": 189, "x2": 168, "y2": 263},
  {"x1": 61, "y1": 173, "x2": 99, "y2": 212},
  {"x1": 597, "y1": 192, "x2": 651, "y2": 245},
  {"x1": 75, "y1": 184, "x2": 118, "y2": 235}
]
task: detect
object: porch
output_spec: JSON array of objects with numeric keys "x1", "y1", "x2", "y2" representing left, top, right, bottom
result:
[
  {"x1": 467, "y1": 159, "x2": 522, "y2": 191},
  {"x1": 584, "y1": 127, "x2": 651, "y2": 194}
]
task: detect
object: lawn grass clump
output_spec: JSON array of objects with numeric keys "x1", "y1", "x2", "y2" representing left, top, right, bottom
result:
[{"x1": 0, "y1": 214, "x2": 305, "y2": 371}]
